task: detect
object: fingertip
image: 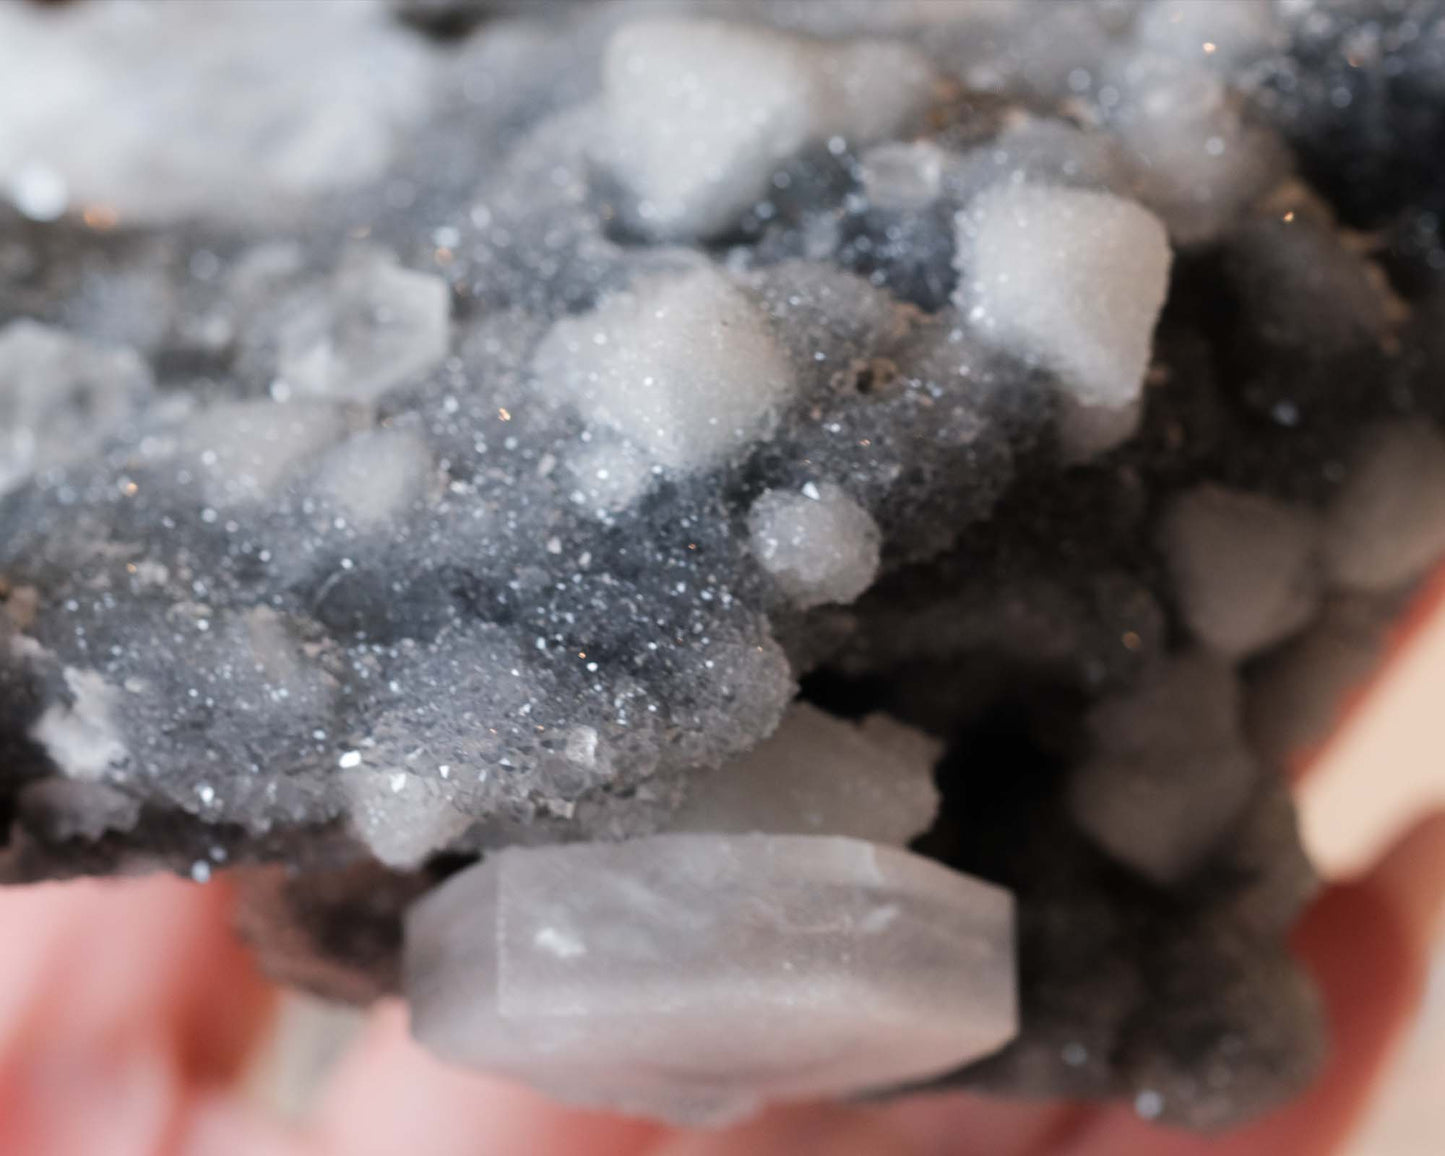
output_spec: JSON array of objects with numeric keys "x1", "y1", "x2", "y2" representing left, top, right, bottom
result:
[
  {"x1": 0, "y1": 1043, "x2": 182, "y2": 1156},
  {"x1": 168, "y1": 875, "x2": 280, "y2": 1086},
  {"x1": 311, "y1": 1000, "x2": 660, "y2": 1156},
  {"x1": 0, "y1": 872, "x2": 277, "y2": 1106},
  {"x1": 876, "y1": 1089, "x2": 1089, "y2": 1156},
  {"x1": 648, "y1": 1104, "x2": 927, "y2": 1156}
]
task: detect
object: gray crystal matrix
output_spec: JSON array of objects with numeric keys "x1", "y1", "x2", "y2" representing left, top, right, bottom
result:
[{"x1": 3, "y1": 0, "x2": 1445, "y2": 1134}]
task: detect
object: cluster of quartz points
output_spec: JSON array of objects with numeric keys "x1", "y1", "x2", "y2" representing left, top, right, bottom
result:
[{"x1": 2, "y1": 0, "x2": 1444, "y2": 1132}]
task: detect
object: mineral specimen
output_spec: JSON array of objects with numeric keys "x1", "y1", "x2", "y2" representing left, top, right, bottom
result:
[{"x1": 2, "y1": 0, "x2": 1443, "y2": 1133}]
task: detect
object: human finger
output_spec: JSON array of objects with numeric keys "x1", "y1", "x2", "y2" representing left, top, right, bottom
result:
[{"x1": 307, "y1": 1000, "x2": 661, "y2": 1156}]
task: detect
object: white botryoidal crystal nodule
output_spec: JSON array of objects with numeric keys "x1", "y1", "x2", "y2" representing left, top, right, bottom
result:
[
  {"x1": 532, "y1": 265, "x2": 796, "y2": 475},
  {"x1": 748, "y1": 483, "x2": 882, "y2": 609},
  {"x1": 0, "y1": 0, "x2": 435, "y2": 222},
  {"x1": 310, "y1": 426, "x2": 435, "y2": 531}
]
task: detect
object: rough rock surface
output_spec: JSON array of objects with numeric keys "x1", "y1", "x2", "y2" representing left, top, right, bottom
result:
[{"x1": 2, "y1": 0, "x2": 1443, "y2": 1133}]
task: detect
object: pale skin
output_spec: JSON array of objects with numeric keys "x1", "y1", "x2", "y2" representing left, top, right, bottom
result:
[{"x1": 0, "y1": 805, "x2": 1441, "y2": 1156}]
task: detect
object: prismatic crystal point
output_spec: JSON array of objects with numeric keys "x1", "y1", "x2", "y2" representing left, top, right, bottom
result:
[{"x1": 405, "y1": 834, "x2": 1016, "y2": 1125}]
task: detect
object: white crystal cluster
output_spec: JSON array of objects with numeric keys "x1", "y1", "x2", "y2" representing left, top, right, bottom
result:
[
  {"x1": 667, "y1": 703, "x2": 939, "y2": 847},
  {"x1": 406, "y1": 834, "x2": 1015, "y2": 1125},
  {"x1": 602, "y1": 19, "x2": 936, "y2": 238},
  {"x1": 29, "y1": 667, "x2": 130, "y2": 785},
  {"x1": 955, "y1": 184, "x2": 1172, "y2": 456},
  {"x1": 276, "y1": 249, "x2": 452, "y2": 403},
  {"x1": 0, "y1": 320, "x2": 153, "y2": 495},
  {"x1": 174, "y1": 400, "x2": 356, "y2": 509},
  {"x1": 0, "y1": 0, "x2": 434, "y2": 222},
  {"x1": 532, "y1": 265, "x2": 795, "y2": 479}
]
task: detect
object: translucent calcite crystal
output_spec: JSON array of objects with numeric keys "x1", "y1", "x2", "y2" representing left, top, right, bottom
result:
[
  {"x1": 667, "y1": 703, "x2": 940, "y2": 847},
  {"x1": 406, "y1": 833, "x2": 1016, "y2": 1124}
]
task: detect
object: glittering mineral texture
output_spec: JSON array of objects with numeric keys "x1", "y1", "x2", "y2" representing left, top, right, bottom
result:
[{"x1": 3, "y1": 0, "x2": 1444, "y2": 1132}]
